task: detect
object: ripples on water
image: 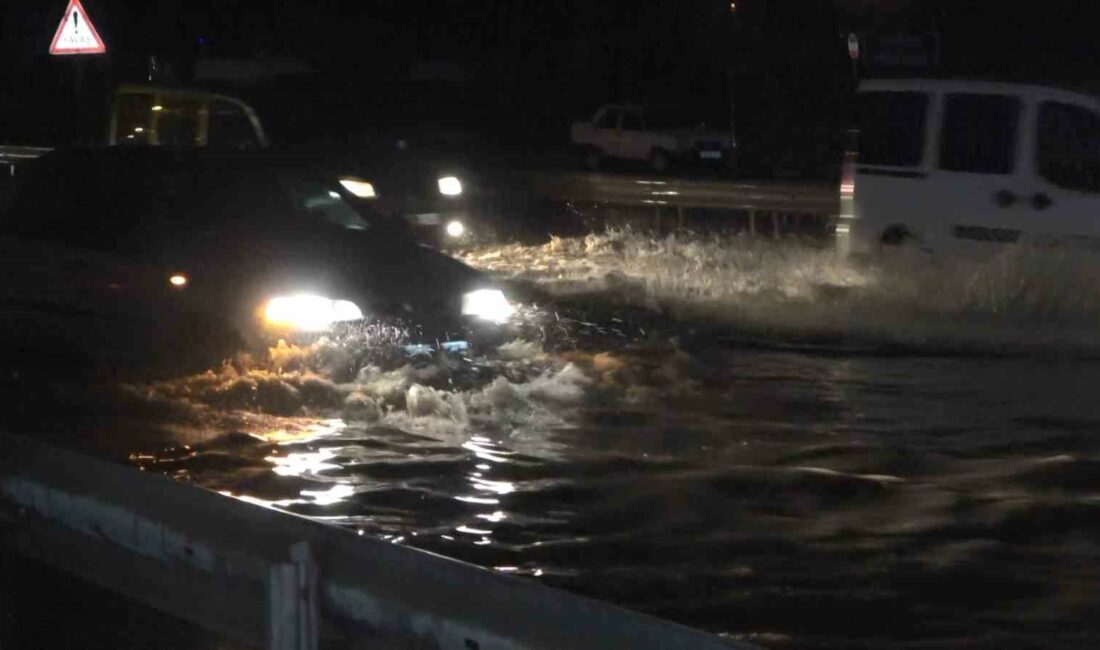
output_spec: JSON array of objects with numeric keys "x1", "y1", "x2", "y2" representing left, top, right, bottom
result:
[{"x1": 107, "y1": 233, "x2": 1100, "y2": 648}]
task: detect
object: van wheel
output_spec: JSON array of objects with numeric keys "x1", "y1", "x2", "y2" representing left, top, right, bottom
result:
[
  {"x1": 582, "y1": 148, "x2": 602, "y2": 171},
  {"x1": 649, "y1": 149, "x2": 670, "y2": 174}
]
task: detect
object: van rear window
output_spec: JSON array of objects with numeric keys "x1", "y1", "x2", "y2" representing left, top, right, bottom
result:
[
  {"x1": 1037, "y1": 102, "x2": 1100, "y2": 193},
  {"x1": 857, "y1": 92, "x2": 928, "y2": 167}
]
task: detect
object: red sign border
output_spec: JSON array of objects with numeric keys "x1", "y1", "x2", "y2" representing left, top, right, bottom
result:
[{"x1": 49, "y1": 0, "x2": 107, "y2": 56}]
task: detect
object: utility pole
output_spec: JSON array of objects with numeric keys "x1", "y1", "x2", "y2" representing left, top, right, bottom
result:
[{"x1": 727, "y1": 0, "x2": 740, "y2": 172}]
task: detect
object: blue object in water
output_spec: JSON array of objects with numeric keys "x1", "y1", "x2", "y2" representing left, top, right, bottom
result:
[{"x1": 404, "y1": 340, "x2": 469, "y2": 357}]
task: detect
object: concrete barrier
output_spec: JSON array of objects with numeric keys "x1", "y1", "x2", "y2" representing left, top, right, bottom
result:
[{"x1": 0, "y1": 432, "x2": 758, "y2": 650}]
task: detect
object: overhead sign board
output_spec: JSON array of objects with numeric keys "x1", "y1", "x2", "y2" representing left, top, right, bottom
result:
[{"x1": 49, "y1": 0, "x2": 106, "y2": 56}]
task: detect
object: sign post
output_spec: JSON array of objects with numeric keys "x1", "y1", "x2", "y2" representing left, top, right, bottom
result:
[
  {"x1": 847, "y1": 33, "x2": 860, "y2": 90},
  {"x1": 49, "y1": 0, "x2": 106, "y2": 144}
]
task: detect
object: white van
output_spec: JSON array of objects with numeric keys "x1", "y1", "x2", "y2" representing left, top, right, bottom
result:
[{"x1": 838, "y1": 79, "x2": 1100, "y2": 257}]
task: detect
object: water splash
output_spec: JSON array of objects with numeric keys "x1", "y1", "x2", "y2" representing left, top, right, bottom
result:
[
  {"x1": 464, "y1": 228, "x2": 1100, "y2": 353},
  {"x1": 120, "y1": 330, "x2": 596, "y2": 444}
]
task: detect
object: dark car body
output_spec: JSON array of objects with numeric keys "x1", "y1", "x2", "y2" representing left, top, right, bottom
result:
[{"x1": 0, "y1": 148, "x2": 508, "y2": 362}]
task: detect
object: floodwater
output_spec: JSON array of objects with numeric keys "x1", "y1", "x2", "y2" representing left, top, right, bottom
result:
[{"x1": 7, "y1": 231, "x2": 1100, "y2": 649}]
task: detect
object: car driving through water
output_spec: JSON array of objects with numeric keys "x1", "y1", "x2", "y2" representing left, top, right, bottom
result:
[
  {"x1": 333, "y1": 141, "x2": 484, "y2": 251},
  {"x1": 0, "y1": 147, "x2": 516, "y2": 366}
]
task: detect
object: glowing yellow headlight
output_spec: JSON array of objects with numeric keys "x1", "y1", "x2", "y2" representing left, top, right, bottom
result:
[
  {"x1": 446, "y1": 220, "x2": 466, "y2": 238},
  {"x1": 461, "y1": 289, "x2": 514, "y2": 324},
  {"x1": 339, "y1": 178, "x2": 376, "y2": 199},
  {"x1": 263, "y1": 294, "x2": 364, "y2": 332},
  {"x1": 438, "y1": 176, "x2": 463, "y2": 196}
]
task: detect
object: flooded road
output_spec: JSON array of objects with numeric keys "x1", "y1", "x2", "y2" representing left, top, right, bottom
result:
[{"x1": 8, "y1": 231, "x2": 1100, "y2": 648}]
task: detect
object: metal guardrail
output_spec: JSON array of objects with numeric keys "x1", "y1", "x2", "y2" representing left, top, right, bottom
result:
[
  {"x1": 0, "y1": 145, "x2": 53, "y2": 164},
  {"x1": 532, "y1": 172, "x2": 839, "y2": 216},
  {"x1": 0, "y1": 432, "x2": 758, "y2": 650},
  {"x1": 0, "y1": 146, "x2": 52, "y2": 178}
]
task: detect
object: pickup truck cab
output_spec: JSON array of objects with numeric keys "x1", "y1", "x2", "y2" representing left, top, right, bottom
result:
[
  {"x1": 108, "y1": 84, "x2": 268, "y2": 149},
  {"x1": 1, "y1": 84, "x2": 270, "y2": 226},
  {"x1": 571, "y1": 104, "x2": 733, "y2": 173},
  {"x1": 1, "y1": 84, "x2": 267, "y2": 175},
  {"x1": 839, "y1": 79, "x2": 1100, "y2": 257}
]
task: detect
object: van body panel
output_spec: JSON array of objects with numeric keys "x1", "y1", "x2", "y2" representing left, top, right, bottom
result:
[{"x1": 844, "y1": 79, "x2": 1100, "y2": 256}]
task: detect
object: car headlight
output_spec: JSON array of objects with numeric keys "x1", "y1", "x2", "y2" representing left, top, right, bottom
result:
[
  {"x1": 339, "y1": 178, "x2": 376, "y2": 199},
  {"x1": 263, "y1": 294, "x2": 364, "y2": 332},
  {"x1": 438, "y1": 176, "x2": 463, "y2": 196},
  {"x1": 445, "y1": 220, "x2": 466, "y2": 238},
  {"x1": 461, "y1": 289, "x2": 514, "y2": 324}
]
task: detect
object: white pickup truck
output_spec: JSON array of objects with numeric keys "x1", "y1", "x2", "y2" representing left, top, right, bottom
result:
[{"x1": 570, "y1": 104, "x2": 735, "y2": 173}]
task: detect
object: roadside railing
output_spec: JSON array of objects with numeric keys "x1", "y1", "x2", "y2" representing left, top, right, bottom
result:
[
  {"x1": 530, "y1": 171, "x2": 839, "y2": 237},
  {"x1": 0, "y1": 432, "x2": 758, "y2": 650},
  {"x1": 0, "y1": 145, "x2": 52, "y2": 179}
]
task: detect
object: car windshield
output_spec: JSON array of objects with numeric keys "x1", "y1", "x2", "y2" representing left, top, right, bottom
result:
[{"x1": 278, "y1": 176, "x2": 371, "y2": 231}]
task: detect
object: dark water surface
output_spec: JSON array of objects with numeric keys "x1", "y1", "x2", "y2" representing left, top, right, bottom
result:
[{"x1": 112, "y1": 343, "x2": 1100, "y2": 649}]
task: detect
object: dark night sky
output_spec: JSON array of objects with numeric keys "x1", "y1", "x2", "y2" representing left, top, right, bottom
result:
[
  {"x1": 0, "y1": 2, "x2": 1090, "y2": 66},
  {"x1": 3, "y1": 1, "x2": 1100, "y2": 169},
  {"x1": 6, "y1": 1, "x2": 1099, "y2": 86}
]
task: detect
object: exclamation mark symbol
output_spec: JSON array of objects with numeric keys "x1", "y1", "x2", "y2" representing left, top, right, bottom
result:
[{"x1": 73, "y1": 11, "x2": 79, "y2": 34}]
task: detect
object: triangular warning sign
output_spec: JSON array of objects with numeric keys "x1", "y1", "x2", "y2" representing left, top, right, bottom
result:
[{"x1": 49, "y1": 0, "x2": 106, "y2": 56}]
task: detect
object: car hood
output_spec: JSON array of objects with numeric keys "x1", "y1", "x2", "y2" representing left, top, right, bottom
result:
[
  {"x1": 282, "y1": 227, "x2": 490, "y2": 315},
  {"x1": 176, "y1": 224, "x2": 493, "y2": 326}
]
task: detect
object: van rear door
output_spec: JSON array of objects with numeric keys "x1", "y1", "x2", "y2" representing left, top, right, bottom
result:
[
  {"x1": 848, "y1": 90, "x2": 933, "y2": 253},
  {"x1": 1023, "y1": 94, "x2": 1100, "y2": 248}
]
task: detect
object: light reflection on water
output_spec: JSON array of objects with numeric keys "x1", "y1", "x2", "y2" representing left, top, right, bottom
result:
[
  {"x1": 452, "y1": 439, "x2": 518, "y2": 546},
  {"x1": 214, "y1": 422, "x2": 529, "y2": 560},
  {"x1": 478, "y1": 511, "x2": 507, "y2": 523},
  {"x1": 455, "y1": 495, "x2": 500, "y2": 505},
  {"x1": 469, "y1": 476, "x2": 515, "y2": 494},
  {"x1": 462, "y1": 437, "x2": 511, "y2": 463},
  {"x1": 267, "y1": 448, "x2": 341, "y2": 477},
  {"x1": 300, "y1": 483, "x2": 356, "y2": 505}
]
